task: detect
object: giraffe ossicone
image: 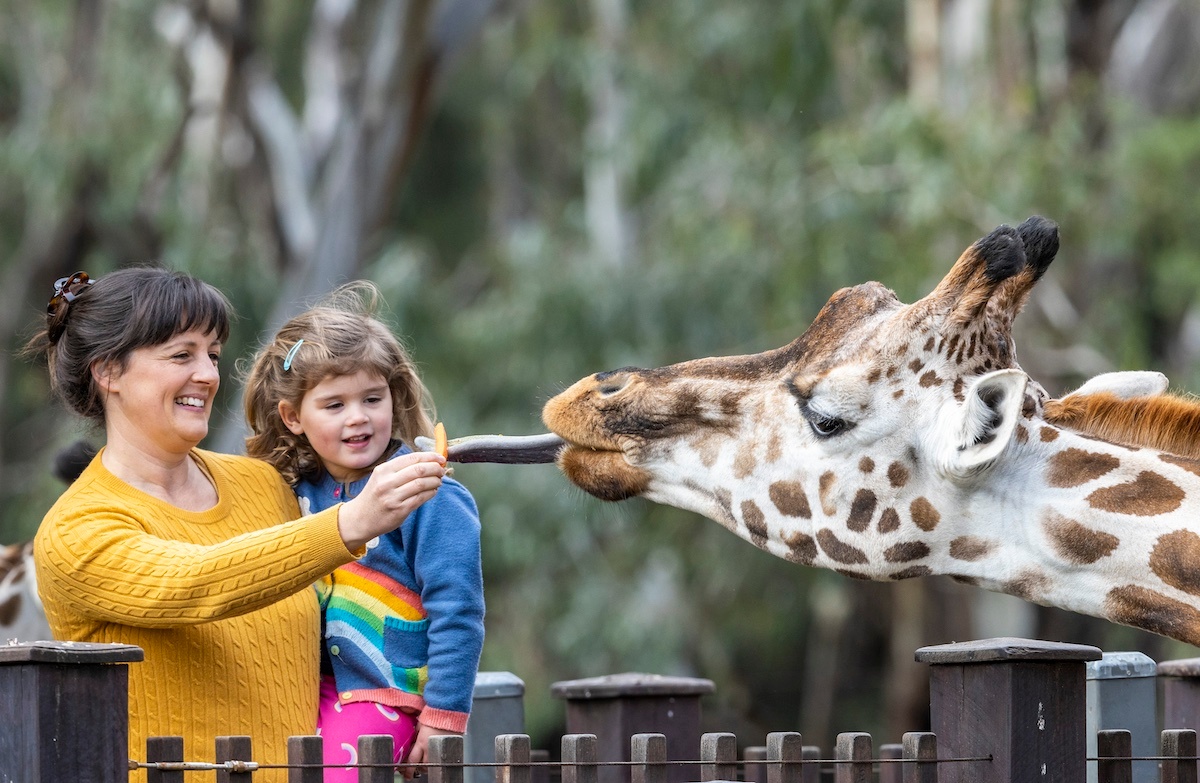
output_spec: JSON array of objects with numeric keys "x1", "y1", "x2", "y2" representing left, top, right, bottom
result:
[{"x1": 543, "y1": 216, "x2": 1200, "y2": 646}]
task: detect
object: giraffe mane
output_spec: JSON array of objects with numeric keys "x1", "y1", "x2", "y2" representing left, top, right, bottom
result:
[{"x1": 1043, "y1": 391, "x2": 1200, "y2": 460}]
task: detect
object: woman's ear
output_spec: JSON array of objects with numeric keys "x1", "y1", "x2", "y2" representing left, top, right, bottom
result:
[
  {"x1": 278, "y1": 400, "x2": 305, "y2": 435},
  {"x1": 91, "y1": 360, "x2": 118, "y2": 393}
]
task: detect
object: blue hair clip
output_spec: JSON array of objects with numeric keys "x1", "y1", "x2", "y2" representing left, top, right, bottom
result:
[{"x1": 283, "y1": 339, "x2": 304, "y2": 371}]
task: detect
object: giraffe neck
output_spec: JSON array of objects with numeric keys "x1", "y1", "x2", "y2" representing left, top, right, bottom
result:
[{"x1": 945, "y1": 421, "x2": 1200, "y2": 644}]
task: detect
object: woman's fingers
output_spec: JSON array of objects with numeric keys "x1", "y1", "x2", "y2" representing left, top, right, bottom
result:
[{"x1": 337, "y1": 452, "x2": 447, "y2": 549}]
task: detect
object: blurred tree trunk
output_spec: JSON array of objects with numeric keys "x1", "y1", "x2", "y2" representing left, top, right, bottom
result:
[
  {"x1": 584, "y1": 0, "x2": 629, "y2": 268},
  {"x1": 206, "y1": 0, "x2": 497, "y2": 451}
]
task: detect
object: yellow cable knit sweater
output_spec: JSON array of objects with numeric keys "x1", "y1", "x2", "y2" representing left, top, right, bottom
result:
[{"x1": 34, "y1": 448, "x2": 355, "y2": 780}]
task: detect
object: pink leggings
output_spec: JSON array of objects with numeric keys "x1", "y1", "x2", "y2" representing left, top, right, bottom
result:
[{"x1": 318, "y1": 675, "x2": 419, "y2": 783}]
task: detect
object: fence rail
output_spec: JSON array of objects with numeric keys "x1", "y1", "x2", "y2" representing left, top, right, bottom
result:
[
  {"x1": 8, "y1": 636, "x2": 1200, "y2": 782},
  {"x1": 123, "y1": 729, "x2": 1200, "y2": 783}
]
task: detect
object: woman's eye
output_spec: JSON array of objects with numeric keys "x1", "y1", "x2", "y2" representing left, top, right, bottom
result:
[{"x1": 809, "y1": 414, "x2": 850, "y2": 438}]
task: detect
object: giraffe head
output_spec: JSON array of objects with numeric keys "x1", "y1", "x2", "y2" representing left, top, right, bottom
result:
[{"x1": 543, "y1": 217, "x2": 1060, "y2": 578}]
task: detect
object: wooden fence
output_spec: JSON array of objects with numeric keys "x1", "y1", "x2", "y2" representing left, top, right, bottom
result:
[{"x1": 7, "y1": 636, "x2": 1200, "y2": 782}]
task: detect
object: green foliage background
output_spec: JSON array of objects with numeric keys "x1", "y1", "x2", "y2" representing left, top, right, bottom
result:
[{"x1": 4, "y1": 0, "x2": 1200, "y2": 752}]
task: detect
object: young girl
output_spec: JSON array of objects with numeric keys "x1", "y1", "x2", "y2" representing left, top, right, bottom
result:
[{"x1": 244, "y1": 282, "x2": 484, "y2": 781}]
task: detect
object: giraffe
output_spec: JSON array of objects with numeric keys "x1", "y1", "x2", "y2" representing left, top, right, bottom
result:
[{"x1": 541, "y1": 216, "x2": 1200, "y2": 647}]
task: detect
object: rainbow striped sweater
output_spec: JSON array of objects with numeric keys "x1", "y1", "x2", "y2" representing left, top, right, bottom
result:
[{"x1": 296, "y1": 444, "x2": 485, "y2": 732}]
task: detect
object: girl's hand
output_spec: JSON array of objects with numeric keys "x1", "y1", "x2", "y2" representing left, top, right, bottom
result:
[
  {"x1": 336, "y1": 452, "x2": 446, "y2": 551},
  {"x1": 400, "y1": 724, "x2": 460, "y2": 779}
]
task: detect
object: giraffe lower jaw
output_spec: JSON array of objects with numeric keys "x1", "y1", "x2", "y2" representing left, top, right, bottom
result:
[{"x1": 557, "y1": 445, "x2": 652, "y2": 501}]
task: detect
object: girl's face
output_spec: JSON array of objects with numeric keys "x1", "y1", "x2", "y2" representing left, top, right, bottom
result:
[{"x1": 278, "y1": 369, "x2": 395, "y2": 484}]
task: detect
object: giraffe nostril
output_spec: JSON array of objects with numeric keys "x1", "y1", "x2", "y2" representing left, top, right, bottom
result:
[{"x1": 593, "y1": 367, "x2": 639, "y2": 396}]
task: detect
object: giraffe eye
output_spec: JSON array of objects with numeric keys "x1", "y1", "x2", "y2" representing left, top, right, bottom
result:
[{"x1": 808, "y1": 413, "x2": 851, "y2": 439}]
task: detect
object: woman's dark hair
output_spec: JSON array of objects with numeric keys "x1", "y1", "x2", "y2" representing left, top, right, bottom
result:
[{"x1": 26, "y1": 267, "x2": 232, "y2": 423}]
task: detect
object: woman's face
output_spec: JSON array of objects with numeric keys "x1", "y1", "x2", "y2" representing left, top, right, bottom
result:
[{"x1": 98, "y1": 327, "x2": 223, "y2": 457}]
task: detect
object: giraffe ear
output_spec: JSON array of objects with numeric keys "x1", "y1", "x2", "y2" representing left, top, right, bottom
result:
[
  {"x1": 938, "y1": 369, "x2": 1028, "y2": 479},
  {"x1": 1063, "y1": 370, "x2": 1169, "y2": 400}
]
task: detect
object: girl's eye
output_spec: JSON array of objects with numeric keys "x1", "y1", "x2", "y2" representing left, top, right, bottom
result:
[{"x1": 808, "y1": 413, "x2": 851, "y2": 439}]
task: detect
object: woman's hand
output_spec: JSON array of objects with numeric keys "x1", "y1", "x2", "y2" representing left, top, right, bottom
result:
[
  {"x1": 337, "y1": 452, "x2": 446, "y2": 551},
  {"x1": 400, "y1": 724, "x2": 460, "y2": 779}
]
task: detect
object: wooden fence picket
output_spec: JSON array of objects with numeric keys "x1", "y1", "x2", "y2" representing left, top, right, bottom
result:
[{"x1": 285, "y1": 735, "x2": 323, "y2": 783}]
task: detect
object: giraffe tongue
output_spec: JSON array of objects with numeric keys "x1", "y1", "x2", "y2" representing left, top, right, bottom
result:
[{"x1": 413, "y1": 433, "x2": 566, "y2": 464}]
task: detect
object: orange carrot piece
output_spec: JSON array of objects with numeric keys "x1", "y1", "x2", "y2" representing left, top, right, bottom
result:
[{"x1": 433, "y1": 422, "x2": 448, "y2": 459}]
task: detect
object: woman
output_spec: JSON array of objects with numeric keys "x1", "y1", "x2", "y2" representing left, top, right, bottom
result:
[{"x1": 28, "y1": 268, "x2": 447, "y2": 777}]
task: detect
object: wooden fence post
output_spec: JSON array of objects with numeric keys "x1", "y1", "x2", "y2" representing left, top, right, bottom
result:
[
  {"x1": 286, "y1": 735, "x2": 323, "y2": 783},
  {"x1": 496, "y1": 733, "x2": 531, "y2": 783},
  {"x1": 879, "y1": 743, "x2": 901, "y2": 783},
  {"x1": 901, "y1": 732, "x2": 937, "y2": 783},
  {"x1": 765, "y1": 732, "x2": 803, "y2": 783},
  {"x1": 146, "y1": 735, "x2": 184, "y2": 783},
  {"x1": 743, "y1": 745, "x2": 766, "y2": 783},
  {"x1": 833, "y1": 733, "x2": 871, "y2": 783},
  {"x1": 1096, "y1": 729, "x2": 1132, "y2": 783},
  {"x1": 916, "y1": 636, "x2": 1101, "y2": 783},
  {"x1": 358, "y1": 734, "x2": 395, "y2": 783},
  {"x1": 699, "y1": 732, "x2": 736, "y2": 781},
  {"x1": 631, "y1": 732, "x2": 667, "y2": 783},
  {"x1": 1158, "y1": 658, "x2": 1200, "y2": 730},
  {"x1": 1086, "y1": 652, "x2": 1157, "y2": 783},
  {"x1": 563, "y1": 734, "x2": 599, "y2": 783},
  {"x1": 0, "y1": 640, "x2": 143, "y2": 783},
  {"x1": 215, "y1": 735, "x2": 253, "y2": 783},
  {"x1": 551, "y1": 673, "x2": 713, "y2": 783},
  {"x1": 1161, "y1": 729, "x2": 1198, "y2": 783},
  {"x1": 430, "y1": 733, "x2": 466, "y2": 783},
  {"x1": 801, "y1": 746, "x2": 821, "y2": 783}
]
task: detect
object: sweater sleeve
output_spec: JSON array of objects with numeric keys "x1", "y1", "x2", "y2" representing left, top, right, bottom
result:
[
  {"x1": 407, "y1": 478, "x2": 485, "y2": 730},
  {"x1": 34, "y1": 455, "x2": 355, "y2": 628}
]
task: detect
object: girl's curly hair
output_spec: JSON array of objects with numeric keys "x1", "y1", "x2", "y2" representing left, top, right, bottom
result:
[{"x1": 242, "y1": 282, "x2": 434, "y2": 485}]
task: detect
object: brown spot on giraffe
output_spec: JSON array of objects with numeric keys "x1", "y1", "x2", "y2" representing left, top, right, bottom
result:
[
  {"x1": 741, "y1": 500, "x2": 768, "y2": 548},
  {"x1": 909, "y1": 359, "x2": 925, "y2": 374},
  {"x1": 1150, "y1": 530, "x2": 1200, "y2": 597},
  {"x1": 847, "y1": 489, "x2": 878, "y2": 532},
  {"x1": 886, "y1": 364, "x2": 899, "y2": 379},
  {"x1": 1160, "y1": 453, "x2": 1200, "y2": 479},
  {"x1": 1004, "y1": 571, "x2": 1051, "y2": 602},
  {"x1": 765, "y1": 431, "x2": 783, "y2": 464},
  {"x1": 878, "y1": 507, "x2": 900, "y2": 533},
  {"x1": 782, "y1": 531, "x2": 817, "y2": 565},
  {"x1": 1043, "y1": 511, "x2": 1118, "y2": 564},
  {"x1": 919, "y1": 371, "x2": 943, "y2": 388},
  {"x1": 1047, "y1": 448, "x2": 1120, "y2": 488},
  {"x1": 1106, "y1": 586, "x2": 1200, "y2": 647},
  {"x1": 1015, "y1": 425, "x2": 1029, "y2": 444},
  {"x1": 733, "y1": 449, "x2": 756, "y2": 480},
  {"x1": 1088, "y1": 471, "x2": 1185, "y2": 516},
  {"x1": 816, "y1": 528, "x2": 868, "y2": 565},
  {"x1": 893, "y1": 389, "x2": 904, "y2": 399},
  {"x1": 819, "y1": 471, "x2": 837, "y2": 516},
  {"x1": 689, "y1": 432, "x2": 721, "y2": 467},
  {"x1": 923, "y1": 336, "x2": 936, "y2": 352},
  {"x1": 910, "y1": 497, "x2": 940, "y2": 531},
  {"x1": 769, "y1": 481, "x2": 812, "y2": 518},
  {"x1": 1040, "y1": 427, "x2": 1059, "y2": 443},
  {"x1": 885, "y1": 541, "x2": 930, "y2": 562},
  {"x1": 866, "y1": 367, "x2": 882, "y2": 384},
  {"x1": 890, "y1": 565, "x2": 932, "y2": 580},
  {"x1": 859, "y1": 457, "x2": 875, "y2": 473},
  {"x1": 952, "y1": 377, "x2": 965, "y2": 403},
  {"x1": 949, "y1": 536, "x2": 995, "y2": 561},
  {"x1": 887, "y1": 462, "x2": 909, "y2": 488}
]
